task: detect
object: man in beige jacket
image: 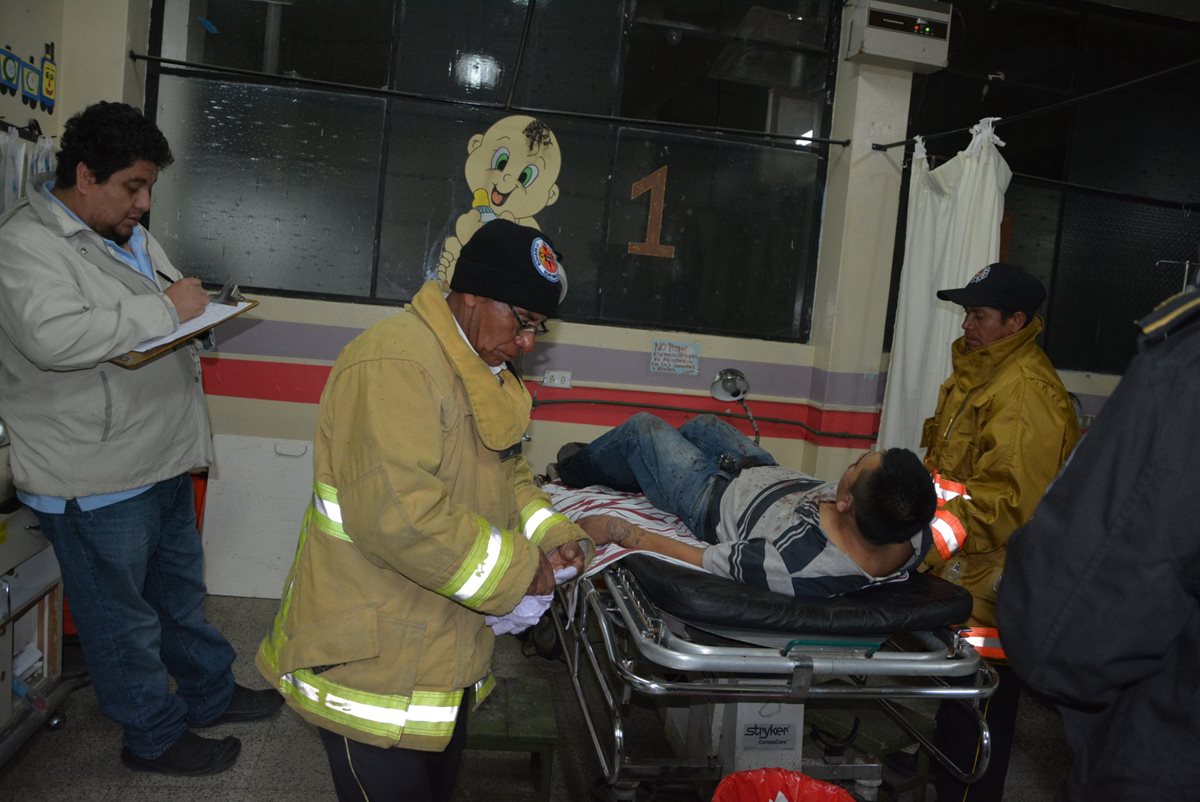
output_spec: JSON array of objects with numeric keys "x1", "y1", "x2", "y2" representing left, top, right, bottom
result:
[{"x1": 0, "y1": 101, "x2": 280, "y2": 777}]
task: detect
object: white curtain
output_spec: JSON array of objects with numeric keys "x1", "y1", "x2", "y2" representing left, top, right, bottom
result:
[{"x1": 877, "y1": 119, "x2": 1012, "y2": 452}]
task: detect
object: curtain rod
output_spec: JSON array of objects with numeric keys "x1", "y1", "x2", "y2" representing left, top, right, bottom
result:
[
  {"x1": 504, "y1": 0, "x2": 537, "y2": 112},
  {"x1": 872, "y1": 55, "x2": 1200, "y2": 151},
  {"x1": 0, "y1": 117, "x2": 44, "y2": 143},
  {"x1": 1011, "y1": 172, "x2": 1196, "y2": 215},
  {"x1": 129, "y1": 51, "x2": 851, "y2": 150}
]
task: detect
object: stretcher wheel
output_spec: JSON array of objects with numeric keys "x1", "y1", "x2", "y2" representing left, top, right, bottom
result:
[{"x1": 591, "y1": 776, "x2": 640, "y2": 801}]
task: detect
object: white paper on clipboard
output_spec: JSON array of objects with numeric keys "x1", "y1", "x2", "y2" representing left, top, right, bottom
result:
[{"x1": 130, "y1": 300, "x2": 254, "y2": 353}]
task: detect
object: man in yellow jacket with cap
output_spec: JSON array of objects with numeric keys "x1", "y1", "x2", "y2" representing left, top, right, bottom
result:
[
  {"x1": 921, "y1": 262, "x2": 1079, "y2": 802},
  {"x1": 257, "y1": 219, "x2": 590, "y2": 802}
]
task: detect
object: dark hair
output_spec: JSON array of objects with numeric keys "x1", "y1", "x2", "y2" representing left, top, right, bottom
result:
[
  {"x1": 851, "y1": 448, "x2": 937, "y2": 546},
  {"x1": 54, "y1": 101, "x2": 174, "y2": 188}
]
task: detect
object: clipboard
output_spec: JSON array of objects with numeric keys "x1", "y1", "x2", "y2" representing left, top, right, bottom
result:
[{"x1": 109, "y1": 299, "x2": 259, "y2": 369}]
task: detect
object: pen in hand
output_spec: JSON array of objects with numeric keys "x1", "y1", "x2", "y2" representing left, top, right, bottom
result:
[{"x1": 160, "y1": 275, "x2": 209, "y2": 323}]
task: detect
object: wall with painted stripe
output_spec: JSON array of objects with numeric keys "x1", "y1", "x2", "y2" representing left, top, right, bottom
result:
[
  {"x1": 201, "y1": 290, "x2": 887, "y2": 475},
  {"x1": 201, "y1": 290, "x2": 1108, "y2": 474}
]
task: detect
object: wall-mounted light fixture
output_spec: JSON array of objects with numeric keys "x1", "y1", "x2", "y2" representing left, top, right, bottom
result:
[{"x1": 710, "y1": 368, "x2": 760, "y2": 444}]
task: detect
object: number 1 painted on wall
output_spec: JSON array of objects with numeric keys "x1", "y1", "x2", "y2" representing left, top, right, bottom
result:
[{"x1": 627, "y1": 165, "x2": 676, "y2": 258}]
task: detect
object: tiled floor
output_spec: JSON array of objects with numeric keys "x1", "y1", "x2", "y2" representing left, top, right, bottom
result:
[{"x1": 0, "y1": 595, "x2": 1069, "y2": 801}]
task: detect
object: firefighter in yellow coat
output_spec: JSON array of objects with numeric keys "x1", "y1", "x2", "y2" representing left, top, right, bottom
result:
[
  {"x1": 257, "y1": 220, "x2": 590, "y2": 802},
  {"x1": 920, "y1": 263, "x2": 1079, "y2": 802}
]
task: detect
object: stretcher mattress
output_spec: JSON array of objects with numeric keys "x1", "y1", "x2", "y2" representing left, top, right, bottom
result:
[
  {"x1": 544, "y1": 481, "x2": 973, "y2": 636},
  {"x1": 621, "y1": 554, "x2": 972, "y2": 636}
]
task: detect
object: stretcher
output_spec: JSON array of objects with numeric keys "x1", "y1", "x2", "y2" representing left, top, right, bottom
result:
[{"x1": 543, "y1": 483, "x2": 998, "y2": 798}]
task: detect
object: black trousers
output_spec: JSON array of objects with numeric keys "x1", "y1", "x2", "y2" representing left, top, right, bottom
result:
[
  {"x1": 933, "y1": 662, "x2": 1022, "y2": 802},
  {"x1": 318, "y1": 699, "x2": 471, "y2": 802}
]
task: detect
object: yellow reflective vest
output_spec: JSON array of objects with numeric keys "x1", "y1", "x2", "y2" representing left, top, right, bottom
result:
[
  {"x1": 920, "y1": 316, "x2": 1079, "y2": 633},
  {"x1": 257, "y1": 281, "x2": 587, "y2": 751}
]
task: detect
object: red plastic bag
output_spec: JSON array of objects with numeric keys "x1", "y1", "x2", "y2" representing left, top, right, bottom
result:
[{"x1": 711, "y1": 768, "x2": 856, "y2": 802}]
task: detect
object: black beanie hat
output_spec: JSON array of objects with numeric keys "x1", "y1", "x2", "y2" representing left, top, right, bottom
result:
[{"x1": 450, "y1": 220, "x2": 566, "y2": 317}]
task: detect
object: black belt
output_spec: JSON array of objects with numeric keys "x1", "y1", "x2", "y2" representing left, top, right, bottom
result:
[
  {"x1": 700, "y1": 474, "x2": 731, "y2": 544},
  {"x1": 700, "y1": 456, "x2": 775, "y2": 544}
]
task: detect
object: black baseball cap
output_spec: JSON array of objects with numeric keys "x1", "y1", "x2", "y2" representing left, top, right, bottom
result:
[{"x1": 936, "y1": 263, "x2": 1046, "y2": 320}]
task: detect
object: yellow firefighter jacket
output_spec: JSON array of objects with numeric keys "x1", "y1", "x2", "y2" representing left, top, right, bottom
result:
[
  {"x1": 257, "y1": 280, "x2": 586, "y2": 751},
  {"x1": 920, "y1": 316, "x2": 1079, "y2": 635}
]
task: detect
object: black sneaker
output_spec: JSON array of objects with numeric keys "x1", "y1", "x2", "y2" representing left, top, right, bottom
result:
[
  {"x1": 194, "y1": 683, "x2": 284, "y2": 727},
  {"x1": 557, "y1": 441, "x2": 587, "y2": 465},
  {"x1": 121, "y1": 731, "x2": 240, "y2": 776},
  {"x1": 546, "y1": 442, "x2": 588, "y2": 485}
]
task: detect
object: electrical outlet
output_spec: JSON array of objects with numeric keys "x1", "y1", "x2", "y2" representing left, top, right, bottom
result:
[{"x1": 543, "y1": 370, "x2": 572, "y2": 388}]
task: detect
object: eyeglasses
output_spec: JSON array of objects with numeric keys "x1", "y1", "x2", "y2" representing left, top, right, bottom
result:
[{"x1": 508, "y1": 304, "x2": 549, "y2": 337}]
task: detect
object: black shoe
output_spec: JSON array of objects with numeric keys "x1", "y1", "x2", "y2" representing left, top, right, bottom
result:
[
  {"x1": 557, "y1": 441, "x2": 587, "y2": 465},
  {"x1": 546, "y1": 442, "x2": 588, "y2": 484},
  {"x1": 195, "y1": 683, "x2": 284, "y2": 727},
  {"x1": 121, "y1": 731, "x2": 241, "y2": 776}
]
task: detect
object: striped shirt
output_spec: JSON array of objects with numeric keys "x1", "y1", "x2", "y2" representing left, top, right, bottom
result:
[{"x1": 703, "y1": 467, "x2": 931, "y2": 598}]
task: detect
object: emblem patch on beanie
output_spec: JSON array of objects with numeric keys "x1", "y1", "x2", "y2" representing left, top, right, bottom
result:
[
  {"x1": 969, "y1": 265, "x2": 991, "y2": 284},
  {"x1": 531, "y1": 237, "x2": 561, "y2": 284}
]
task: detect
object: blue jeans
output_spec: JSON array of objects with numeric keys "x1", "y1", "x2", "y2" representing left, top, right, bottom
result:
[
  {"x1": 558, "y1": 413, "x2": 775, "y2": 541},
  {"x1": 33, "y1": 474, "x2": 236, "y2": 758}
]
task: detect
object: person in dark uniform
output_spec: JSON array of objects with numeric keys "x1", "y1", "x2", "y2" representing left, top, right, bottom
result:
[{"x1": 997, "y1": 288, "x2": 1200, "y2": 802}]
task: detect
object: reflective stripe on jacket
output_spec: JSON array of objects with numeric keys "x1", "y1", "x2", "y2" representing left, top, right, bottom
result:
[{"x1": 960, "y1": 626, "x2": 1005, "y2": 661}]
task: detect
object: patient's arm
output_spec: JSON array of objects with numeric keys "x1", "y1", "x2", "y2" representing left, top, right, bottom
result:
[{"x1": 578, "y1": 515, "x2": 705, "y2": 568}]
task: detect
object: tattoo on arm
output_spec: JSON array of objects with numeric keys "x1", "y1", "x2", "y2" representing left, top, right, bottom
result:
[
  {"x1": 603, "y1": 517, "x2": 646, "y2": 548},
  {"x1": 581, "y1": 514, "x2": 705, "y2": 567}
]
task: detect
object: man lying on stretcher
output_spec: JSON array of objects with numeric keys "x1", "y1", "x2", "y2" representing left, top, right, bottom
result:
[{"x1": 550, "y1": 413, "x2": 937, "y2": 599}]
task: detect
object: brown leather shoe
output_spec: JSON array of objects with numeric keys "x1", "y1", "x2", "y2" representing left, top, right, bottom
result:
[
  {"x1": 121, "y1": 731, "x2": 240, "y2": 776},
  {"x1": 195, "y1": 683, "x2": 284, "y2": 727}
]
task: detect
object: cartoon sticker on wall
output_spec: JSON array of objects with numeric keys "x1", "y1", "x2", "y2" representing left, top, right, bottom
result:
[
  {"x1": 438, "y1": 115, "x2": 562, "y2": 286},
  {"x1": 39, "y1": 43, "x2": 56, "y2": 113},
  {"x1": 0, "y1": 45, "x2": 19, "y2": 97},
  {"x1": 1, "y1": 42, "x2": 55, "y2": 113}
]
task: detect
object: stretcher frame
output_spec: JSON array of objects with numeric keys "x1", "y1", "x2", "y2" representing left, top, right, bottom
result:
[{"x1": 552, "y1": 560, "x2": 999, "y2": 797}]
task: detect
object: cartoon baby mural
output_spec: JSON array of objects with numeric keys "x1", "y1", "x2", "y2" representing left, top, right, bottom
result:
[{"x1": 438, "y1": 114, "x2": 562, "y2": 286}]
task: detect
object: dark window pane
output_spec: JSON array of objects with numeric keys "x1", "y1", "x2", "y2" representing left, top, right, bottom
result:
[
  {"x1": 376, "y1": 103, "x2": 499, "y2": 301},
  {"x1": 1045, "y1": 192, "x2": 1200, "y2": 374},
  {"x1": 178, "y1": 0, "x2": 394, "y2": 86},
  {"x1": 391, "y1": 1, "x2": 525, "y2": 104},
  {"x1": 509, "y1": 0, "x2": 626, "y2": 115},
  {"x1": 153, "y1": 77, "x2": 385, "y2": 296},
  {"x1": 600, "y1": 129, "x2": 818, "y2": 339},
  {"x1": 622, "y1": 0, "x2": 829, "y2": 134}
]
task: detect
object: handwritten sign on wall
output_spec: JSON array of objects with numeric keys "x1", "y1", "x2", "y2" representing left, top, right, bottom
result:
[{"x1": 649, "y1": 339, "x2": 700, "y2": 375}]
